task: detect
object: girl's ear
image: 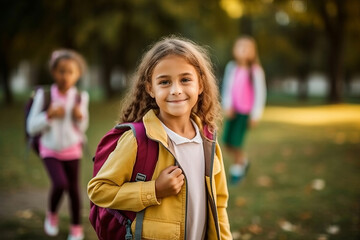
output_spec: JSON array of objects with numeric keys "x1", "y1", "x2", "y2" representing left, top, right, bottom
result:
[
  {"x1": 198, "y1": 78, "x2": 204, "y2": 95},
  {"x1": 145, "y1": 82, "x2": 155, "y2": 98}
]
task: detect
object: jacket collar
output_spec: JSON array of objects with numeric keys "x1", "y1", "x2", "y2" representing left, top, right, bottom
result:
[{"x1": 143, "y1": 110, "x2": 169, "y2": 147}]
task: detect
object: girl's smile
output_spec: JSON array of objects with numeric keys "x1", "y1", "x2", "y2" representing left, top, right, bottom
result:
[{"x1": 167, "y1": 97, "x2": 189, "y2": 103}]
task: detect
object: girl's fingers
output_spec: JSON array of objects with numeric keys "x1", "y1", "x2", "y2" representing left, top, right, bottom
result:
[
  {"x1": 177, "y1": 173, "x2": 185, "y2": 181},
  {"x1": 175, "y1": 180, "x2": 184, "y2": 193},
  {"x1": 163, "y1": 165, "x2": 178, "y2": 174},
  {"x1": 170, "y1": 167, "x2": 183, "y2": 177}
]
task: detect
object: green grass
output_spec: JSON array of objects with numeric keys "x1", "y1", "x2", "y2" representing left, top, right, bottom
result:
[
  {"x1": 223, "y1": 120, "x2": 360, "y2": 240},
  {"x1": 0, "y1": 98, "x2": 359, "y2": 239}
]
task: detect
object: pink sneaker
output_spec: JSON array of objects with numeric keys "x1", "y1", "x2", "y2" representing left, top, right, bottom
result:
[
  {"x1": 67, "y1": 225, "x2": 84, "y2": 240},
  {"x1": 44, "y1": 212, "x2": 59, "y2": 236}
]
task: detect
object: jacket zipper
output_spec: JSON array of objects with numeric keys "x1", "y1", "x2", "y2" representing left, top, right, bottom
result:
[
  {"x1": 147, "y1": 137, "x2": 188, "y2": 240},
  {"x1": 207, "y1": 133, "x2": 221, "y2": 240}
]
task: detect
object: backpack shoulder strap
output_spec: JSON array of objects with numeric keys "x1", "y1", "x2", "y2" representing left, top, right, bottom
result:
[
  {"x1": 42, "y1": 88, "x2": 51, "y2": 111},
  {"x1": 115, "y1": 122, "x2": 158, "y2": 182},
  {"x1": 33, "y1": 86, "x2": 51, "y2": 111},
  {"x1": 116, "y1": 122, "x2": 158, "y2": 240}
]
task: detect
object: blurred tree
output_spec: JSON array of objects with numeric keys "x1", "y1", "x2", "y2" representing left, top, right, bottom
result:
[
  {"x1": 273, "y1": 0, "x2": 319, "y2": 100},
  {"x1": 4, "y1": 0, "x2": 358, "y2": 104},
  {"x1": 279, "y1": 0, "x2": 360, "y2": 102},
  {"x1": 0, "y1": 0, "x2": 236, "y2": 102},
  {"x1": 312, "y1": 0, "x2": 348, "y2": 102},
  {"x1": 0, "y1": 0, "x2": 48, "y2": 104},
  {"x1": 221, "y1": 0, "x2": 360, "y2": 102}
]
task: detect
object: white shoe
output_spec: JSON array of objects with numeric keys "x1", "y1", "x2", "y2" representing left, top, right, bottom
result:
[
  {"x1": 67, "y1": 225, "x2": 84, "y2": 240},
  {"x1": 229, "y1": 160, "x2": 250, "y2": 184},
  {"x1": 44, "y1": 212, "x2": 59, "y2": 236}
]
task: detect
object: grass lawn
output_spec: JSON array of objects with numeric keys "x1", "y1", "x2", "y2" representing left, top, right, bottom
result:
[{"x1": 0, "y1": 98, "x2": 359, "y2": 239}]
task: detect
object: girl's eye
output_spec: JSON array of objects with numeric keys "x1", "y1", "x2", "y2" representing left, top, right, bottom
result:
[
  {"x1": 181, "y1": 78, "x2": 191, "y2": 83},
  {"x1": 159, "y1": 80, "x2": 170, "y2": 85}
]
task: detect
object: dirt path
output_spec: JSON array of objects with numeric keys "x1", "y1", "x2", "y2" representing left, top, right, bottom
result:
[
  {"x1": 0, "y1": 187, "x2": 89, "y2": 220},
  {"x1": 0, "y1": 187, "x2": 98, "y2": 239}
]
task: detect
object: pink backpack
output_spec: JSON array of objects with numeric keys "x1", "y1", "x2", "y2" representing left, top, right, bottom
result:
[{"x1": 89, "y1": 122, "x2": 158, "y2": 240}]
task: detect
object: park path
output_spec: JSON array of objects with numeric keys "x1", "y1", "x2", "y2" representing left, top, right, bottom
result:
[
  {"x1": 0, "y1": 187, "x2": 47, "y2": 220},
  {"x1": 0, "y1": 187, "x2": 89, "y2": 221}
]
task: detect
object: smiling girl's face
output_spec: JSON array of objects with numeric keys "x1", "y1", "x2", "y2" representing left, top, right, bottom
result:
[{"x1": 147, "y1": 54, "x2": 203, "y2": 123}]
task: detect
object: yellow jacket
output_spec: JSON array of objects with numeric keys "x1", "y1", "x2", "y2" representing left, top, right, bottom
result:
[{"x1": 88, "y1": 110, "x2": 232, "y2": 240}]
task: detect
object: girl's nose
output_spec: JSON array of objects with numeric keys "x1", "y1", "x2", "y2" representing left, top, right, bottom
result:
[{"x1": 170, "y1": 82, "x2": 182, "y2": 95}]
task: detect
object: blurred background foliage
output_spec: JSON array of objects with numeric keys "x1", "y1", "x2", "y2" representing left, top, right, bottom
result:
[
  {"x1": 1, "y1": 0, "x2": 360, "y2": 104},
  {"x1": 0, "y1": 1, "x2": 359, "y2": 239}
]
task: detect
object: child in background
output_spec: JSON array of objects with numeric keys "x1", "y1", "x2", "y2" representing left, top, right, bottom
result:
[
  {"x1": 27, "y1": 49, "x2": 89, "y2": 240},
  {"x1": 221, "y1": 36, "x2": 266, "y2": 184},
  {"x1": 88, "y1": 36, "x2": 232, "y2": 239}
]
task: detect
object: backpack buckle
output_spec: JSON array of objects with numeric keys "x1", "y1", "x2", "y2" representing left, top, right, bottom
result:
[{"x1": 135, "y1": 173, "x2": 146, "y2": 182}]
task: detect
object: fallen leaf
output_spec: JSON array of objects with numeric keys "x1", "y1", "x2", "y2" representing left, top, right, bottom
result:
[
  {"x1": 15, "y1": 209, "x2": 33, "y2": 219},
  {"x1": 317, "y1": 234, "x2": 328, "y2": 240},
  {"x1": 299, "y1": 211, "x2": 312, "y2": 220},
  {"x1": 311, "y1": 179, "x2": 326, "y2": 191},
  {"x1": 274, "y1": 162, "x2": 286, "y2": 173},
  {"x1": 235, "y1": 197, "x2": 247, "y2": 207},
  {"x1": 257, "y1": 175, "x2": 273, "y2": 187},
  {"x1": 304, "y1": 184, "x2": 313, "y2": 195},
  {"x1": 232, "y1": 231, "x2": 241, "y2": 240},
  {"x1": 278, "y1": 220, "x2": 296, "y2": 232},
  {"x1": 326, "y1": 225, "x2": 340, "y2": 234},
  {"x1": 248, "y1": 224, "x2": 262, "y2": 234}
]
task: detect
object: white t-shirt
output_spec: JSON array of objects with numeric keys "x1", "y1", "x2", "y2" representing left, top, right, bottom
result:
[{"x1": 161, "y1": 121, "x2": 206, "y2": 240}]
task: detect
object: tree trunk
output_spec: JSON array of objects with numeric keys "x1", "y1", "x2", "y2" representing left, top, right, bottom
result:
[
  {"x1": 327, "y1": 37, "x2": 344, "y2": 103},
  {"x1": 100, "y1": 46, "x2": 115, "y2": 99},
  {"x1": 317, "y1": 0, "x2": 346, "y2": 103},
  {"x1": 0, "y1": 51, "x2": 13, "y2": 105},
  {"x1": 298, "y1": 78, "x2": 308, "y2": 101},
  {"x1": 297, "y1": 64, "x2": 310, "y2": 101},
  {"x1": 240, "y1": 15, "x2": 253, "y2": 35}
]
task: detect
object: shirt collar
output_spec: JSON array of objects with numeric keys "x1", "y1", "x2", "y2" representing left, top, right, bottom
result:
[
  {"x1": 161, "y1": 120, "x2": 202, "y2": 145},
  {"x1": 51, "y1": 84, "x2": 75, "y2": 99}
]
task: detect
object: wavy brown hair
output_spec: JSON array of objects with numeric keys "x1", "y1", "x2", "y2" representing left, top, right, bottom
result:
[{"x1": 120, "y1": 36, "x2": 222, "y2": 131}]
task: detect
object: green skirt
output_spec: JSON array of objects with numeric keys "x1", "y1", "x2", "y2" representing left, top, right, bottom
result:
[{"x1": 222, "y1": 113, "x2": 249, "y2": 148}]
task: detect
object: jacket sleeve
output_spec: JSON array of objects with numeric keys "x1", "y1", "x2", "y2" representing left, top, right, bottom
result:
[
  {"x1": 250, "y1": 66, "x2": 266, "y2": 121},
  {"x1": 221, "y1": 61, "x2": 236, "y2": 111},
  {"x1": 26, "y1": 89, "x2": 50, "y2": 136},
  {"x1": 215, "y1": 143, "x2": 233, "y2": 240},
  {"x1": 74, "y1": 91, "x2": 89, "y2": 133},
  {"x1": 87, "y1": 130, "x2": 160, "y2": 211}
]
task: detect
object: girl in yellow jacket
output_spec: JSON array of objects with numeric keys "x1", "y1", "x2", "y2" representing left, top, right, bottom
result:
[{"x1": 88, "y1": 36, "x2": 232, "y2": 240}]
